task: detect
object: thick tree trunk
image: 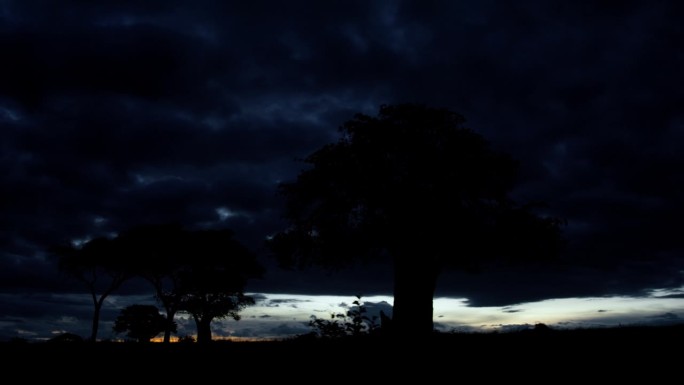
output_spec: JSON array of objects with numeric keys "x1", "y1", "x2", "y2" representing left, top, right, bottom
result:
[
  {"x1": 391, "y1": 256, "x2": 439, "y2": 338},
  {"x1": 195, "y1": 316, "x2": 213, "y2": 343}
]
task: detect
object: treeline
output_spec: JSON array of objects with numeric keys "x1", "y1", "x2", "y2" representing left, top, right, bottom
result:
[
  {"x1": 50, "y1": 103, "x2": 566, "y2": 343},
  {"x1": 53, "y1": 225, "x2": 263, "y2": 343}
]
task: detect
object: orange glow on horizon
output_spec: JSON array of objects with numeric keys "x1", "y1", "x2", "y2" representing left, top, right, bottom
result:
[{"x1": 147, "y1": 335, "x2": 281, "y2": 343}]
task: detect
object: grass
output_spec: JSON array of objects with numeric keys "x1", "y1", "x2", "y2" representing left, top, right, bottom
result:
[{"x1": 2, "y1": 324, "x2": 681, "y2": 378}]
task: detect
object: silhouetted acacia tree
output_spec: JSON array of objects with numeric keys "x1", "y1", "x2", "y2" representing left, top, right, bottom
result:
[
  {"x1": 180, "y1": 291, "x2": 254, "y2": 343},
  {"x1": 113, "y1": 304, "x2": 173, "y2": 343},
  {"x1": 269, "y1": 104, "x2": 564, "y2": 337},
  {"x1": 54, "y1": 237, "x2": 130, "y2": 342},
  {"x1": 115, "y1": 224, "x2": 187, "y2": 344},
  {"x1": 116, "y1": 226, "x2": 264, "y2": 344},
  {"x1": 174, "y1": 229, "x2": 263, "y2": 343}
]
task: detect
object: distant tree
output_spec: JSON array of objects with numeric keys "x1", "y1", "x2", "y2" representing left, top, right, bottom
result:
[
  {"x1": 54, "y1": 224, "x2": 263, "y2": 344},
  {"x1": 180, "y1": 291, "x2": 255, "y2": 343},
  {"x1": 114, "y1": 226, "x2": 264, "y2": 344},
  {"x1": 269, "y1": 104, "x2": 564, "y2": 336},
  {"x1": 174, "y1": 229, "x2": 263, "y2": 343},
  {"x1": 114, "y1": 224, "x2": 187, "y2": 344},
  {"x1": 54, "y1": 237, "x2": 131, "y2": 342},
  {"x1": 113, "y1": 304, "x2": 173, "y2": 343}
]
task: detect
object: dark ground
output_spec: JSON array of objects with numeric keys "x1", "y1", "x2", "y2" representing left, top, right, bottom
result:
[{"x1": 3, "y1": 325, "x2": 681, "y2": 380}]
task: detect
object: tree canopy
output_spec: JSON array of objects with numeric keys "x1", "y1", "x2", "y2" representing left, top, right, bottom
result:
[
  {"x1": 269, "y1": 103, "x2": 564, "y2": 335},
  {"x1": 54, "y1": 236, "x2": 131, "y2": 341},
  {"x1": 54, "y1": 225, "x2": 264, "y2": 343},
  {"x1": 114, "y1": 226, "x2": 264, "y2": 343},
  {"x1": 173, "y1": 229, "x2": 263, "y2": 343},
  {"x1": 113, "y1": 224, "x2": 187, "y2": 343}
]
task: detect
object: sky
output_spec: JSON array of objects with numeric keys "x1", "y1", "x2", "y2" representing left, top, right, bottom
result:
[{"x1": 1, "y1": 0, "x2": 683, "y2": 341}]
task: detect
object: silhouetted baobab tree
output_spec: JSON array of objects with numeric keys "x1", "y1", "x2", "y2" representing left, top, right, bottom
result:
[{"x1": 269, "y1": 104, "x2": 564, "y2": 337}]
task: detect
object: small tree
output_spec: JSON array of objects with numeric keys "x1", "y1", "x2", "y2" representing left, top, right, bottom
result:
[
  {"x1": 308, "y1": 295, "x2": 378, "y2": 338},
  {"x1": 113, "y1": 304, "x2": 173, "y2": 343},
  {"x1": 345, "y1": 295, "x2": 378, "y2": 336},
  {"x1": 114, "y1": 224, "x2": 187, "y2": 344},
  {"x1": 175, "y1": 229, "x2": 264, "y2": 343},
  {"x1": 53, "y1": 237, "x2": 130, "y2": 342},
  {"x1": 309, "y1": 313, "x2": 347, "y2": 339},
  {"x1": 114, "y1": 225, "x2": 264, "y2": 344},
  {"x1": 180, "y1": 291, "x2": 255, "y2": 343}
]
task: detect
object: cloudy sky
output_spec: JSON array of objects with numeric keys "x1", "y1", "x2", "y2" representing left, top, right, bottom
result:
[{"x1": 1, "y1": 0, "x2": 683, "y2": 341}]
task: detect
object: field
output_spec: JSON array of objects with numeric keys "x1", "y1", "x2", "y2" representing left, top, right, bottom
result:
[{"x1": 2, "y1": 325, "x2": 681, "y2": 379}]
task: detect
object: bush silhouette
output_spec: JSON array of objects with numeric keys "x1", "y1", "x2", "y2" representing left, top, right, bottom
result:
[
  {"x1": 308, "y1": 295, "x2": 378, "y2": 338},
  {"x1": 113, "y1": 304, "x2": 172, "y2": 343}
]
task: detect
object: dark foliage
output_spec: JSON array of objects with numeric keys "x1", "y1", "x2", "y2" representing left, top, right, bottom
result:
[{"x1": 269, "y1": 104, "x2": 565, "y2": 335}]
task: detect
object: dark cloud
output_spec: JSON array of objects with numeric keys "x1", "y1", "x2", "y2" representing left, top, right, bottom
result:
[
  {"x1": 435, "y1": 323, "x2": 480, "y2": 333},
  {"x1": 1, "y1": 0, "x2": 684, "y2": 336},
  {"x1": 649, "y1": 312, "x2": 680, "y2": 321},
  {"x1": 266, "y1": 323, "x2": 310, "y2": 337},
  {"x1": 230, "y1": 328, "x2": 259, "y2": 338},
  {"x1": 496, "y1": 324, "x2": 536, "y2": 333},
  {"x1": 264, "y1": 299, "x2": 311, "y2": 306},
  {"x1": 435, "y1": 259, "x2": 684, "y2": 307},
  {"x1": 362, "y1": 301, "x2": 394, "y2": 319},
  {"x1": 657, "y1": 294, "x2": 684, "y2": 299},
  {"x1": 502, "y1": 307, "x2": 523, "y2": 314},
  {"x1": 249, "y1": 294, "x2": 268, "y2": 301},
  {"x1": 210, "y1": 323, "x2": 234, "y2": 338},
  {"x1": 565, "y1": 310, "x2": 684, "y2": 329},
  {"x1": 251, "y1": 263, "x2": 394, "y2": 297}
]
